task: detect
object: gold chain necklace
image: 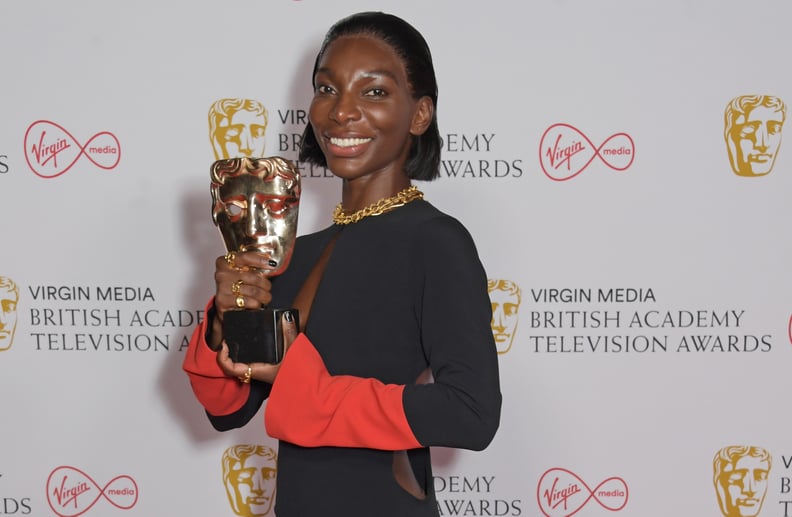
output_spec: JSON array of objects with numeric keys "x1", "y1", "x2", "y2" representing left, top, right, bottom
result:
[{"x1": 332, "y1": 185, "x2": 424, "y2": 225}]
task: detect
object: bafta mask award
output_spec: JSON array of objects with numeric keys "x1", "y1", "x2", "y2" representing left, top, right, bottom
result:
[{"x1": 211, "y1": 156, "x2": 301, "y2": 364}]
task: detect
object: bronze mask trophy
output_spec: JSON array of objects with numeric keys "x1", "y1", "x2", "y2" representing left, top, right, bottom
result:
[{"x1": 211, "y1": 156, "x2": 301, "y2": 364}]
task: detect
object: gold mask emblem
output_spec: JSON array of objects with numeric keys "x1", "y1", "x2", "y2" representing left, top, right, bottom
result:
[
  {"x1": 488, "y1": 279, "x2": 521, "y2": 354},
  {"x1": 725, "y1": 95, "x2": 786, "y2": 176},
  {"x1": 222, "y1": 445, "x2": 278, "y2": 517},
  {"x1": 713, "y1": 445, "x2": 772, "y2": 517},
  {"x1": 0, "y1": 276, "x2": 19, "y2": 351},
  {"x1": 209, "y1": 98, "x2": 269, "y2": 160}
]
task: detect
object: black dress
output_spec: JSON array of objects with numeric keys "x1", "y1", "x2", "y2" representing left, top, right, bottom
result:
[{"x1": 185, "y1": 199, "x2": 501, "y2": 517}]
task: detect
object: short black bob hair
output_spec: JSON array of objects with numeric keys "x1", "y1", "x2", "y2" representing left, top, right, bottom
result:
[{"x1": 298, "y1": 12, "x2": 441, "y2": 181}]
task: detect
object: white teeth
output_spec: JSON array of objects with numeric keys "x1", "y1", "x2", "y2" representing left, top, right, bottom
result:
[{"x1": 330, "y1": 137, "x2": 371, "y2": 147}]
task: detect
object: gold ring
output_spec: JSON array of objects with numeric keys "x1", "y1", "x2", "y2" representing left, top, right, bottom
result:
[
  {"x1": 240, "y1": 365, "x2": 252, "y2": 384},
  {"x1": 235, "y1": 295, "x2": 245, "y2": 308},
  {"x1": 231, "y1": 279, "x2": 243, "y2": 295},
  {"x1": 225, "y1": 251, "x2": 237, "y2": 268}
]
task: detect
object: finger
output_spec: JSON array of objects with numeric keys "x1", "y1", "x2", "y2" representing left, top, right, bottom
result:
[
  {"x1": 281, "y1": 310, "x2": 298, "y2": 352},
  {"x1": 217, "y1": 252, "x2": 241, "y2": 272},
  {"x1": 215, "y1": 341, "x2": 235, "y2": 376},
  {"x1": 234, "y1": 251, "x2": 281, "y2": 274},
  {"x1": 239, "y1": 278, "x2": 273, "y2": 308},
  {"x1": 216, "y1": 266, "x2": 270, "y2": 289},
  {"x1": 238, "y1": 364, "x2": 253, "y2": 384},
  {"x1": 217, "y1": 341, "x2": 230, "y2": 361},
  {"x1": 224, "y1": 287, "x2": 270, "y2": 311},
  {"x1": 215, "y1": 272, "x2": 273, "y2": 312},
  {"x1": 216, "y1": 342, "x2": 258, "y2": 379}
]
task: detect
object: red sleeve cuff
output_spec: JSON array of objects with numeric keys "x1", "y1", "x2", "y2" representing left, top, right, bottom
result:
[
  {"x1": 182, "y1": 297, "x2": 250, "y2": 416},
  {"x1": 264, "y1": 334, "x2": 421, "y2": 450}
]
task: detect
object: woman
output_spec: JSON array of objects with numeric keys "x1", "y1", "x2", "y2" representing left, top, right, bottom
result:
[{"x1": 184, "y1": 12, "x2": 501, "y2": 516}]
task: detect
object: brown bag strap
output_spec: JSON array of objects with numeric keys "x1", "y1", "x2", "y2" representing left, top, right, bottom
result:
[{"x1": 291, "y1": 232, "x2": 341, "y2": 332}]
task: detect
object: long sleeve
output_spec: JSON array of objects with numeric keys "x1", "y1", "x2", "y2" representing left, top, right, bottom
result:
[
  {"x1": 263, "y1": 209, "x2": 501, "y2": 451},
  {"x1": 265, "y1": 333, "x2": 420, "y2": 450},
  {"x1": 182, "y1": 298, "x2": 269, "y2": 430},
  {"x1": 403, "y1": 215, "x2": 502, "y2": 450}
]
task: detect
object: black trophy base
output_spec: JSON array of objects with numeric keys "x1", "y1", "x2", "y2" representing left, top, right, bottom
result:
[{"x1": 223, "y1": 308, "x2": 299, "y2": 364}]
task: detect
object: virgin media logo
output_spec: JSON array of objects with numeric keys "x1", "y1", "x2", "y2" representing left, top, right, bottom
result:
[
  {"x1": 539, "y1": 123, "x2": 635, "y2": 181},
  {"x1": 537, "y1": 467, "x2": 628, "y2": 517},
  {"x1": 46, "y1": 466, "x2": 138, "y2": 517},
  {"x1": 23, "y1": 120, "x2": 121, "y2": 179}
]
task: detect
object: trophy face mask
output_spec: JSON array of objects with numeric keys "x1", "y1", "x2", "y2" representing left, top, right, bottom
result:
[{"x1": 211, "y1": 157, "x2": 301, "y2": 276}]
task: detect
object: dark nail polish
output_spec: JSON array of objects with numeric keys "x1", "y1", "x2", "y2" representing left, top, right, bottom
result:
[
  {"x1": 268, "y1": 259, "x2": 278, "y2": 267},
  {"x1": 284, "y1": 311, "x2": 294, "y2": 322}
]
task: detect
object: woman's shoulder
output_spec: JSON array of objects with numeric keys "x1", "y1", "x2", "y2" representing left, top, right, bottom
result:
[
  {"x1": 400, "y1": 200, "x2": 477, "y2": 250},
  {"x1": 395, "y1": 199, "x2": 455, "y2": 224},
  {"x1": 295, "y1": 225, "x2": 337, "y2": 245}
]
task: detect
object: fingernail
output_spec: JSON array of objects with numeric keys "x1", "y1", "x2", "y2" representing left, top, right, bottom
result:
[
  {"x1": 268, "y1": 259, "x2": 278, "y2": 268},
  {"x1": 284, "y1": 311, "x2": 293, "y2": 322}
]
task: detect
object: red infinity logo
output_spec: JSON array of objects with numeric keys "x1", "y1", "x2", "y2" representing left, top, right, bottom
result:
[
  {"x1": 24, "y1": 120, "x2": 121, "y2": 178},
  {"x1": 46, "y1": 466, "x2": 138, "y2": 517},
  {"x1": 539, "y1": 123, "x2": 635, "y2": 181},
  {"x1": 537, "y1": 467, "x2": 628, "y2": 517}
]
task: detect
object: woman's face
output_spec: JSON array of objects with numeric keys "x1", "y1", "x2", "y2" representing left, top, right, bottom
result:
[{"x1": 308, "y1": 34, "x2": 431, "y2": 182}]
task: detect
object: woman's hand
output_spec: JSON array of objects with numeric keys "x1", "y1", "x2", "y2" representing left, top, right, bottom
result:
[
  {"x1": 214, "y1": 251, "x2": 277, "y2": 317},
  {"x1": 207, "y1": 251, "x2": 277, "y2": 350},
  {"x1": 215, "y1": 311, "x2": 300, "y2": 384}
]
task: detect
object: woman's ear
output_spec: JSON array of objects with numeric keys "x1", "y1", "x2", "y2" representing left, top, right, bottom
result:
[{"x1": 409, "y1": 96, "x2": 434, "y2": 136}]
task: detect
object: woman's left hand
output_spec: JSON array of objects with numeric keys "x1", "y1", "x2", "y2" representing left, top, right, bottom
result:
[{"x1": 215, "y1": 311, "x2": 300, "y2": 384}]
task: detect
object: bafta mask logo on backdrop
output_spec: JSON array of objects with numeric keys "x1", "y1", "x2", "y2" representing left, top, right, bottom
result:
[
  {"x1": 222, "y1": 445, "x2": 278, "y2": 517},
  {"x1": 23, "y1": 120, "x2": 121, "y2": 179},
  {"x1": 488, "y1": 279, "x2": 521, "y2": 354},
  {"x1": 0, "y1": 276, "x2": 19, "y2": 352},
  {"x1": 539, "y1": 123, "x2": 635, "y2": 181},
  {"x1": 209, "y1": 99, "x2": 269, "y2": 160},
  {"x1": 713, "y1": 445, "x2": 772, "y2": 517},
  {"x1": 45, "y1": 466, "x2": 138, "y2": 517},
  {"x1": 725, "y1": 96, "x2": 786, "y2": 177},
  {"x1": 537, "y1": 467, "x2": 628, "y2": 517}
]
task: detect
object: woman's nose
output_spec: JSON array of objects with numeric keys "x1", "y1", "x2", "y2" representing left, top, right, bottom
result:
[{"x1": 330, "y1": 92, "x2": 361, "y2": 124}]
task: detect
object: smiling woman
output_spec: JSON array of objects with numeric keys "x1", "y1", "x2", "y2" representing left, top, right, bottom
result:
[
  {"x1": 183, "y1": 12, "x2": 502, "y2": 517},
  {"x1": 302, "y1": 34, "x2": 433, "y2": 192}
]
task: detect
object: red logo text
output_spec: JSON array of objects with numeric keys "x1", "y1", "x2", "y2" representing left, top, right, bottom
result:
[
  {"x1": 537, "y1": 467, "x2": 628, "y2": 516},
  {"x1": 46, "y1": 466, "x2": 138, "y2": 517},
  {"x1": 539, "y1": 123, "x2": 635, "y2": 181},
  {"x1": 24, "y1": 120, "x2": 121, "y2": 178}
]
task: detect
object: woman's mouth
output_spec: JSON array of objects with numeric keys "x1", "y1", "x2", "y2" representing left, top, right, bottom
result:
[{"x1": 329, "y1": 137, "x2": 372, "y2": 147}]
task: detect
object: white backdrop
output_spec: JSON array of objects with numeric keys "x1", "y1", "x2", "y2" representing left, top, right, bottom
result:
[{"x1": 1, "y1": 1, "x2": 791, "y2": 516}]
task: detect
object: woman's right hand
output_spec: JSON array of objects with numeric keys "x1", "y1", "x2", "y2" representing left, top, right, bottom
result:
[
  {"x1": 214, "y1": 251, "x2": 277, "y2": 316},
  {"x1": 208, "y1": 251, "x2": 278, "y2": 350}
]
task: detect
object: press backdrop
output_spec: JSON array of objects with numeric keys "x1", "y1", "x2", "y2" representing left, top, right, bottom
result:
[{"x1": 2, "y1": 1, "x2": 792, "y2": 516}]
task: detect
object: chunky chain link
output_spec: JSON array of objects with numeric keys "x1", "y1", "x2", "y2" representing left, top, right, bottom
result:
[{"x1": 332, "y1": 185, "x2": 424, "y2": 225}]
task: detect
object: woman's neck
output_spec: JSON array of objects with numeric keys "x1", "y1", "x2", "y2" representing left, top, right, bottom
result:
[{"x1": 340, "y1": 174, "x2": 412, "y2": 212}]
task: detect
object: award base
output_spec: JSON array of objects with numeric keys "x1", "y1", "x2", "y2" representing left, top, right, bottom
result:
[{"x1": 223, "y1": 308, "x2": 299, "y2": 364}]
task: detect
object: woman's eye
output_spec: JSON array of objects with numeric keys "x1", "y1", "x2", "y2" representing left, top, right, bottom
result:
[
  {"x1": 365, "y1": 88, "x2": 387, "y2": 97},
  {"x1": 316, "y1": 84, "x2": 334, "y2": 94}
]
